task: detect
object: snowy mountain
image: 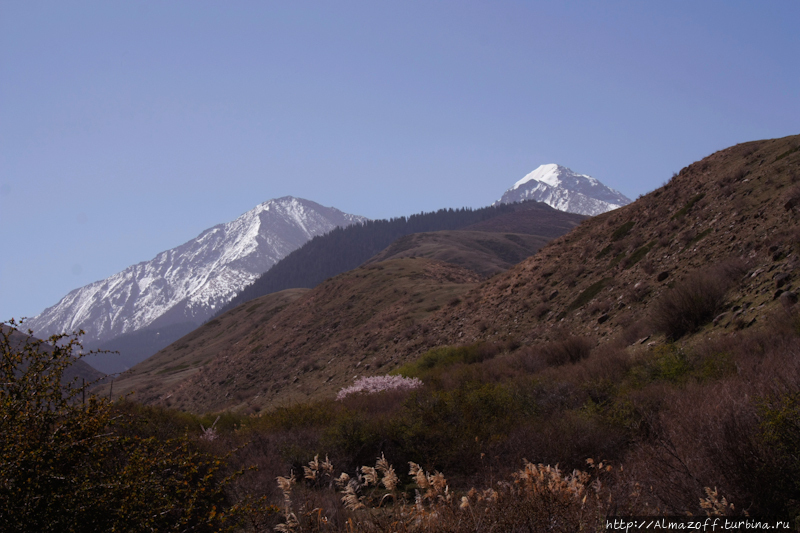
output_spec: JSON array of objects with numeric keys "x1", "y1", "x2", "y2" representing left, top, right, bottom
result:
[
  {"x1": 25, "y1": 197, "x2": 366, "y2": 371},
  {"x1": 495, "y1": 164, "x2": 631, "y2": 216}
]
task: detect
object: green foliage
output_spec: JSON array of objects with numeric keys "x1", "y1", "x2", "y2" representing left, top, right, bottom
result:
[
  {"x1": 696, "y1": 351, "x2": 736, "y2": 381},
  {"x1": 774, "y1": 145, "x2": 800, "y2": 162},
  {"x1": 314, "y1": 375, "x2": 536, "y2": 475},
  {"x1": 627, "y1": 345, "x2": 737, "y2": 388},
  {"x1": 595, "y1": 244, "x2": 613, "y2": 259},
  {"x1": 0, "y1": 321, "x2": 239, "y2": 532},
  {"x1": 624, "y1": 241, "x2": 656, "y2": 269},
  {"x1": 253, "y1": 401, "x2": 335, "y2": 432},
  {"x1": 608, "y1": 251, "x2": 626, "y2": 268},
  {"x1": 643, "y1": 344, "x2": 692, "y2": 383},
  {"x1": 397, "y1": 383, "x2": 520, "y2": 468},
  {"x1": 322, "y1": 410, "x2": 393, "y2": 468},
  {"x1": 757, "y1": 392, "x2": 800, "y2": 512},
  {"x1": 392, "y1": 342, "x2": 498, "y2": 379},
  {"x1": 610, "y1": 220, "x2": 635, "y2": 241},
  {"x1": 219, "y1": 204, "x2": 520, "y2": 315},
  {"x1": 568, "y1": 278, "x2": 612, "y2": 311},
  {"x1": 672, "y1": 192, "x2": 706, "y2": 220},
  {"x1": 759, "y1": 392, "x2": 800, "y2": 472},
  {"x1": 157, "y1": 362, "x2": 190, "y2": 374},
  {"x1": 684, "y1": 228, "x2": 712, "y2": 249}
]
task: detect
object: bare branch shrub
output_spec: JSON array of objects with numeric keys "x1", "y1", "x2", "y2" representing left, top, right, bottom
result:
[
  {"x1": 540, "y1": 336, "x2": 594, "y2": 366},
  {"x1": 532, "y1": 302, "x2": 551, "y2": 320},
  {"x1": 650, "y1": 261, "x2": 745, "y2": 340}
]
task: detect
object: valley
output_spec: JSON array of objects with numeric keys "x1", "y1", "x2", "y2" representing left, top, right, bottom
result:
[{"x1": 10, "y1": 134, "x2": 800, "y2": 529}]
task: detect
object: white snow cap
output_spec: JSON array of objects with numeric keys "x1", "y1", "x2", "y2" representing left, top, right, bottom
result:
[
  {"x1": 496, "y1": 163, "x2": 632, "y2": 216},
  {"x1": 512, "y1": 164, "x2": 598, "y2": 190}
]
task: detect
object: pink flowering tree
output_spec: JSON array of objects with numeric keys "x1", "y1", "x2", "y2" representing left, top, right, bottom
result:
[{"x1": 336, "y1": 375, "x2": 422, "y2": 400}]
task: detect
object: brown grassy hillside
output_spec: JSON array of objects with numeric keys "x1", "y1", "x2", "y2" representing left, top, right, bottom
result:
[
  {"x1": 425, "y1": 135, "x2": 800, "y2": 349},
  {"x1": 363, "y1": 230, "x2": 552, "y2": 276},
  {"x1": 107, "y1": 260, "x2": 481, "y2": 412},
  {"x1": 88, "y1": 135, "x2": 800, "y2": 525},
  {"x1": 104, "y1": 288, "x2": 308, "y2": 404},
  {"x1": 110, "y1": 134, "x2": 799, "y2": 417}
]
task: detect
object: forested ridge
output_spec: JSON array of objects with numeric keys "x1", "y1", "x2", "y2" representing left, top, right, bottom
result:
[{"x1": 216, "y1": 204, "x2": 519, "y2": 316}]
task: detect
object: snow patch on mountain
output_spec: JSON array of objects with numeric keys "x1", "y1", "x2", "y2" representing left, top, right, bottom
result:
[
  {"x1": 497, "y1": 164, "x2": 632, "y2": 216},
  {"x1": 26, "y1": 197, "x2": 366, "y2": 346}
]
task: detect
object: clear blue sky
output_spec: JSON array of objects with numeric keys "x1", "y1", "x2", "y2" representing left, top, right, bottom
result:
[{"x1": 1, "y1": 1, "x2": 798, "y2": 321}]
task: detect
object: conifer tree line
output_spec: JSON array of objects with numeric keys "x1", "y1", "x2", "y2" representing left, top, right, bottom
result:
[{"x1": 217, "y1": 204, "x2": 518, "y2": 316}]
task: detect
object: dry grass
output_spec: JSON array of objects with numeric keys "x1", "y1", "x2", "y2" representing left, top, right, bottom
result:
[
  {"x1": 183, "y1": 306, "x2": 800, "y2": 530},
  {"x1": 272, "y1": 454, "x2": 613, "y2": 532}
]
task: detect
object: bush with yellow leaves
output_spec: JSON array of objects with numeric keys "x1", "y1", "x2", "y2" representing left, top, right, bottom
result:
[{"x1": 0, "y1": 321, "x2": 241, "y2": 532}]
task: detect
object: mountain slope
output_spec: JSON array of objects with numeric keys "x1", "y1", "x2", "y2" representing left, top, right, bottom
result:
[
  {"x1": 104, "y1": 259, "x2": 481, "y2": 411},
  {"x1": 107, "y1": 134, "x2": 799, "y2": 414},
  {"x1": 25, "y1": 197, "x2": 365, "y2": 373},
  {"x1": 218, "y1": 201, "x2": 584, "y2": 315},
  {"x1": 104, "y1": 205, "x2": 583, "y2": 408},
  {"x1": 363, "y1": 231, "x2": 551, "y2": 277},
  {"x1": 496, "y1": 164, "x2": 632, "y2": 215},
  {"x1": 429, "y1": 135, "x2": 800, "y2": 348},
  {"x1": 85, "y1": 322, "x2": 200, "y2": 373}
]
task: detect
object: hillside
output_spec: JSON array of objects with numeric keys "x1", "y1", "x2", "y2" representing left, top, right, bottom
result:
[
  {"x1": 216, "y1": 201, "x2": 584, "y2": 316},
  {"x1": 103, "y1": 288, "x2": 309, "y2": 405},
  {"x1": 106, "y1": 134, "x2": 800, "y2": 415},
  {"x1": 425, "y1": 135, "x2": 800, "y2": 349},
  {"x1": 106, "y1": 259, "x2": 481, "y2": 411},
  {"x1": 363, "y1": 230, "x2": 551, "y2": 277}
]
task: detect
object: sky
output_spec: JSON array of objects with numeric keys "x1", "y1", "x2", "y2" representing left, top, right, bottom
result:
[{"x1": 1, "y1": 1, "x2": 798, "y2": 321}]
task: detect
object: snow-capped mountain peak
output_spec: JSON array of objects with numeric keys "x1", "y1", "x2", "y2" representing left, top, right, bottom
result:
[
  {"x1": 497, "y1": 164, "x2": 631, "y2": 216},
  {"x1": 512, "y1": 164, "x2": 599, "y2": 190},
  {"x1": 25, "y1": 197, "x2": 367, "y2": 356}
]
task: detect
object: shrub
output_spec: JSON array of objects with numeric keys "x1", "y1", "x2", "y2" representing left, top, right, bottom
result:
[
  {"x1": 393, "y1": 342, "x2": 501, "y2": 379},
  {"x1": 532, "y1": 302, "x2": 551, "y2": 319},
  {"x1": 611, "y1": 220, "x2": 635, "y2": 241},
  {"x1": 758, "y1": 391, "x2": 800, "y2": 499},
  {"x1": 0, "y1": 321, "x2": 239, "y2": 532},
  {"x1": 623, "y1": 241, "x2": 656, "y2": 269},
  {"x1": 632, "y1": 344, "x2": 693, "y2": 384},
  {"x1": 540, "y1": 336, "x2": 594, "y2": 367},
  {"x1": 650, "y1": 263, "x2": 743, "y2": 340},
  {"x1": 274, "y1": 454, "x2": 612, "y2": 532}
]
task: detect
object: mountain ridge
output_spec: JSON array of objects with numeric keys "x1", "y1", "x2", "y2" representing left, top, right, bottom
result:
[
  {"x1": 101, "y1": 134, "x2": 800, "y2": 413},
  {"x1": 216, "y1": 201, "x2": 585, "y2": 317},
  {"x1": 25, "y1": 196, "x2": 366, "y2": 373}
]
